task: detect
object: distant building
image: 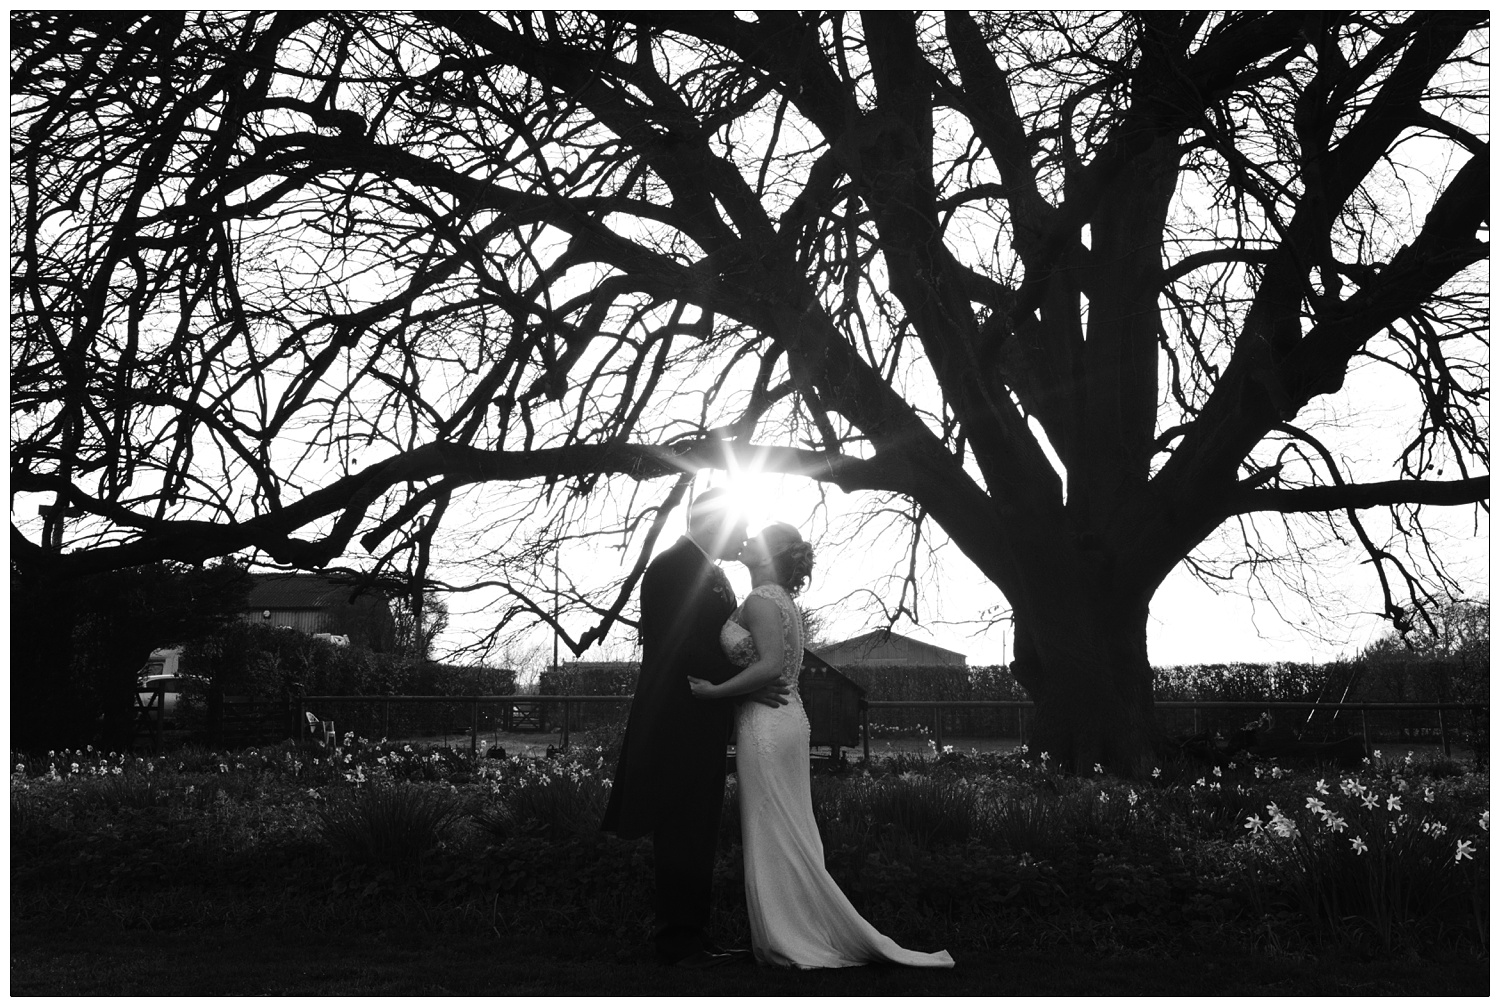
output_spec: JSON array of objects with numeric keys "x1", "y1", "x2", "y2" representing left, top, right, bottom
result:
[
  {"x1": 240, "y1": 573, "x2": 395, "y2": 650},
  {"x1": 815, "y1": 630, "x2": 966, "y2": 668}
]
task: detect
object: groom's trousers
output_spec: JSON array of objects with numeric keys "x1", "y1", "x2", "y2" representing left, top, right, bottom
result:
[{"x1": 650, "y1": 775, "x2": 725, "y2": 963}]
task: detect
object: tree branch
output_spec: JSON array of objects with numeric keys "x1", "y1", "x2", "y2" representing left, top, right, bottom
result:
[
  {"x1": 13, "y1": 439, "x2": 899, "y2": 580},
  {"x1": 1230, "y1": 475, "x2": 1488, "y2": 514}
]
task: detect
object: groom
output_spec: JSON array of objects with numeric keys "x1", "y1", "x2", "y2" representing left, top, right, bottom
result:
[{"x1": 601, "y1": 488, "x2": 788, "y2": 968}]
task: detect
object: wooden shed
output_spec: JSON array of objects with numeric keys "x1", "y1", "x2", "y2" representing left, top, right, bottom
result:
[
  {"x1": 798, "y1": 649, "x2": 866, "y2": 755},
  {"x1": 240, "y1": 573, "x2": 395, "y2": 649}
]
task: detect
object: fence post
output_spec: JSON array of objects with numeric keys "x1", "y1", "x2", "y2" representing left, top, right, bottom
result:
[
  {"x1": 933, "y1": 707, "x2": 944, "y2": 751},
  {"x1": 383, "y1": 700, "x2": 390, "y2": 742},
  {"x1": 1474, "y1": 705, "x2": 1486, "y2": 769},
  {"x1": 470, "y1": 699, "x2": 479, "y2": 757},
  {"x1": 1192, "y1": 706, "x2": 1200, "y2": 736},
  {"x1": 562, "y1": 701, "x2": 571, "y2": 750},
  {"x1": 150, "y1": 685, "x2": 163, "y2": 755},
  {"x1": 297, "y1": 695, "x2": 306, "y2": 744},
  {"x1": 861, "y1": 701, "x2": 870, "y2": 764},
  {"x1": 1360, "y1": 707, "x2": 1370, "y2": 752},
  {"x1": 1438, "y1": 707, "x2": 1450, "y2": 758}
]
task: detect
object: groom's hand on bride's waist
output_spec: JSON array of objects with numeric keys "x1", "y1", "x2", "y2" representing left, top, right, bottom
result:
[{"x1": 745, "y1": 679, "x2": 791, "y2": 708}]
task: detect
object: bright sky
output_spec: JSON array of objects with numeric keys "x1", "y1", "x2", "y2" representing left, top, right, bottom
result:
[
  {"x1": 13, "y1": 14, "x2": 1486, "y2": 677},
  {"x1": 435, "y1": 452, "x2": 1488, "y2": 674}
]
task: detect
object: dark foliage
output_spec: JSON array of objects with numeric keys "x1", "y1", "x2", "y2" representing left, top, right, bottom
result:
[{"x1": 11, "y1": 559, "x2": 249, "y2": 751}]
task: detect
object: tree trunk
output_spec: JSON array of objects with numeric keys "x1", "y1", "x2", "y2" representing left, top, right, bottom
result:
[{"x1": 1009, "y1": 601, "x2": 1158, "y2": 776}]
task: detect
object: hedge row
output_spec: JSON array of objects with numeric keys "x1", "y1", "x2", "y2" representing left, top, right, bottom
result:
[
  {"x1": 178, "y1": 622, "x2": 516, "y2": 741},
  {"x1": 534, "y1": 655, "x2": 1487, "y2": 742}
]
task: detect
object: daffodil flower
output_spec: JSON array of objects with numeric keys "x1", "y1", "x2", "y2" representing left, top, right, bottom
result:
[
  {"x1": 1351, "y1": 836, "x2": 1368, "y2": 854},
  {"x1": 1387, "y1": 795, "x2": 1402, "y2": 812},
  {"x1": 1315, "y1": 778, "x2": 1329, "y2": 795},
  {"x1": 1455, "y1": 840, "x2": 1475, "y2": 862}
]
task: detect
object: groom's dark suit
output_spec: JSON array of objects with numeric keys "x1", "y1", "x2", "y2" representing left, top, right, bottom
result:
[{"x1": 601, "y1": 535, "x2": 738, "y2": 962}]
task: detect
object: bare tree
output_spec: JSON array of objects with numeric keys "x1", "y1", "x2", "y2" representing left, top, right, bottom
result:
[
  {"x1": 1360, "y1": 597, "x2": 1489, "y2": 661},
  {"x1": 11, "y1": 12, "x2": 1488, "y2": 770},
  {"x1": 390, "y1": 589, "x2": 449, "y2": 663}
]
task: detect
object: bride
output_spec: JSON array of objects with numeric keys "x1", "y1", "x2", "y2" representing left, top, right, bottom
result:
[{"x1": 688, "y1": 522, "x2": 955, "y2": 969}]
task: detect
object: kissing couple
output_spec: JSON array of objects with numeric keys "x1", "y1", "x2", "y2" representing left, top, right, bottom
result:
[{"x1": 601, "y1": 488, "x2": 954, "y2": 970}]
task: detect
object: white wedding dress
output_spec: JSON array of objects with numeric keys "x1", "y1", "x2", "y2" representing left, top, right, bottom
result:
[{"x1": 722, "y1": 584, "x2": 955, "y2": 969}]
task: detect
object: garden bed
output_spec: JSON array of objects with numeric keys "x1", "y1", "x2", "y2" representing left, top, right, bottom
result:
[{"x1": 11, "y1": 735, "x2": 1488, "y2": 995}]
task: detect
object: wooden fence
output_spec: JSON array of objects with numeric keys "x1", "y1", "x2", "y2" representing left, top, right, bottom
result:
[
  {"x1": 290, "y1": 694, "x2": 1484, "y2": 767},
  {"x1": 298, "y1": 694, "x2": 631, "y2": 754},
  {"x1": 859, "y1": 699, "x2": 1487, "y2": 764}
]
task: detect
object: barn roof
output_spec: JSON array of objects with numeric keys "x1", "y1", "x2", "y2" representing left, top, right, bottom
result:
[
  {"x1": 244, "y1": 573, "x2": 382, "y2": 611},
  {"x1": 817, "y1": 630, "x2": 967, "y2": 666}
]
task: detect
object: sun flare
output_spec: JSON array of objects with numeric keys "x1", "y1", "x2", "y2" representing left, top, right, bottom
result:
[{"x1": 712, "y1": 456, "x2": 783, "y2": 534}]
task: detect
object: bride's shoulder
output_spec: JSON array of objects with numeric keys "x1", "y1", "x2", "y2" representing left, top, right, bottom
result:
[{"x1": 748, "y1": 583, "x2": 797, "y2": 614}]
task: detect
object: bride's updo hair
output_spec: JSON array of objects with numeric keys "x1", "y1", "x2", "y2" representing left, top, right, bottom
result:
[{"x1": 760, "y1": 522, "x2": 815, "y2": 596}]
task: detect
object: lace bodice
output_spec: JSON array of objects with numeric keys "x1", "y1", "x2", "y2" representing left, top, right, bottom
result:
[{"x1": 720, "y1": 583, "x2": 803, "y2": 688}]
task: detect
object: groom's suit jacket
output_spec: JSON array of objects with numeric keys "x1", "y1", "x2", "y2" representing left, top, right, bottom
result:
[{"x1": 601, "y1": 535, "x2": 738, "y2": 839}]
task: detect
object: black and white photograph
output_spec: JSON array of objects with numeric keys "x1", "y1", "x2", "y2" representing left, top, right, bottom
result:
[{"x1": 10, "y1": 11, "x2": 1489, "y2": 996}]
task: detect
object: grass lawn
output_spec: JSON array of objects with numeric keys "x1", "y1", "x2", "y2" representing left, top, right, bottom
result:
[{"x1": 10, "y1": 922, "x2": 1487, "y2": 996}]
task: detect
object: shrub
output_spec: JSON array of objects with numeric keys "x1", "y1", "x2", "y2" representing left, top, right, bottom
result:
[
  {"x1": 813, "y1": 773, "x2": 981, "y2": 852},
  {"x1": 990, "y1": 789, "x2": 1065, "y2": 855},
  {"x1": 989, "y1": 783, "x2": 1138, "y2": 856},
  {"x1": 475, "y1": 757, "x2": 612, "y2": 840},
  {"x1": 315, "y1": 784, "x2": 459, "y2": 875}
]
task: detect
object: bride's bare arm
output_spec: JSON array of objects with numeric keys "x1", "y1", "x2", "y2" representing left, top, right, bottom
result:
[{"x1": 687, "y1": 594, "x2": 785, "y2": 700}]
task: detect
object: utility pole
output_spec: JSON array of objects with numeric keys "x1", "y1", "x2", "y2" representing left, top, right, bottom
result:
[{"x1": 552, "y1": 545, "x2": 560, "y2": 674}]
